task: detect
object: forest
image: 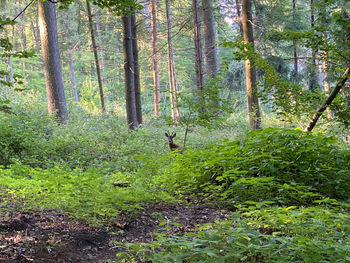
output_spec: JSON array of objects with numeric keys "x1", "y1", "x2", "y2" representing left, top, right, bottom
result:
[{"x1": 0, "y1": 0, "x2": 349, "y2": 262}]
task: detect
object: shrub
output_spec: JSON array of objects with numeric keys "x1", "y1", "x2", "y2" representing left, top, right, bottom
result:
[
  {"x1": 141, "y1": 128, "x2": 350, "y2": 204},
  {"x1": 116, "y1": 206, "x2": 350, "y2": 263}
]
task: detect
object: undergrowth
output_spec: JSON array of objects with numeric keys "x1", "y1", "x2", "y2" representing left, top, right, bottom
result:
[
  {"x1": 0, "y1": 104, "x2": 350, "y2": 262},
  {"x1": 138, "y1": 128, "x2": 350, "y2": 205},
  {"x1": 116, "y1": 205, "x2": 350, "y2": 262}
]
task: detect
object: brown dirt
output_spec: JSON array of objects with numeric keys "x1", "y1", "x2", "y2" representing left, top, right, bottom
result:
[{"x1": 0, "y1": 204, "x2": 231, "y2": 262}]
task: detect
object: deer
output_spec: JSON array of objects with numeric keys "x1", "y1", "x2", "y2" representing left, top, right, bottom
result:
[
  {"x1": 165, "y1": 113, "x2": 192, "y2": 154},
  {"x1": 165, "y1": 131, "x2": 182, "y2": 153}
]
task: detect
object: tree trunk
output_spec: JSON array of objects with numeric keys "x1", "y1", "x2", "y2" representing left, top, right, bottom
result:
[
  {"x1": 202, "y1": 0, "x2": 218, "y2": 79},
  {"x1": 292, "y1": 0, "x2": 298, "y2": 79},
  {"x1": 235, "y1": 0, "x2": 243, "y2": 34},
  {"x1": 94, "y1": 6, "x2": 108, "y2": 85},
  {"x1": 86, "y1": 0, "x2": 105, "y2": 112},
  {"x1": 309, "y1": 0, "x2": 318, "y2": 91},
  {"x1": 241, "y1": 0, "x2": 261, "y2": 130},
  {"x1": 165, "y1": 0, "x2": 180, "y2": 122},
  {"x1": 305, "y1": 68, "x2": 349, "y2": 131},
  {"x1": 38, "y1": 0, "x2": 68, "y2": 123},
  {"x1": 150, "y1": 0, "x2": 160, "y2": 116},
  {"x1": 193, "y1": 0, "x2": 204, "y2": 93},
  {"x1": 30, "y1": 20, "x2": 40, "y2": 52},
  {"x1": 131, "y1": 12, "x2": 143, "y2": 125},
  {"x1": 323, "y1": 54, "x2": 332, "y2": 119},
  {"x1": 64, "y1": 11, "x2": 79, "y2": 103},
  {"x1": 122, "y1": 14, "x2": 138, "y2": 129}
]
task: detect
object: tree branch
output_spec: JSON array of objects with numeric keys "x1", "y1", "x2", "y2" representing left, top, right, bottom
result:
[
  {"x1": 305, "y1": 67, "x2": 350, "y2": 132},
  {"x1": 11, "y1": 0, "x2": 35, "y2": 23}
]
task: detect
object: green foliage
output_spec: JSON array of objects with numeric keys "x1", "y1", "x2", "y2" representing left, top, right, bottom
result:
[
  {"x1": 0, "y1": 164, "x2": 158, "y2": 222},
  {"x1": 139, "y1": 128, "x2": 350, "y2": 204},
  {"x1": 179, "y1": 75, "x2": 235, "y2": 126},
  {"x1": 116, "y1": 206, "x2": 350, "y2": 262}
]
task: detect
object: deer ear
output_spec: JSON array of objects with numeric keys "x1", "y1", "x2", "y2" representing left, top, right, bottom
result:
[
  {"x1": 173, "y1": 133, "x2": 176, "y2": 138},
  {"x1": 165, "y1": 133, "x2": 168, "y2": 137}
]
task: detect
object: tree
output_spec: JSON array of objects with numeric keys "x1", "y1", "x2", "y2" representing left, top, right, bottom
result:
[
  {"x1": 86, "y1": 0, "x2": 106, "y2": 112},
  {"x1": 202, "y1": 0, "x2": 218, "y2": 79},
  {"x1": 38, "y1": 0, "x2": 68, "y2": 122},
  {"x1": 64, "y1": 10, "x2": 78, "y2": 103},
  {"x1": 94, "y1": 6, "x2": 108, "y2": 85},
  {"x1": 122, "y1": 13, "x2": 139, "y2": 129},
  {"x1": 149, "y1": 0, "x2": 160, "y2": 116},
  {"x1": 165, "y1": 0, "x2": 180, "y2": 122},
  {"x1": 241, "y1": 0, "x2": 261, "y2": 130},
  {"x1": 309, "y1": 0, "x2": 318, "y2": 91},
  {"x1": 193, "y1": 0, "x2": 204, "y2": 93},
  {"x1": 292, "y1": 0, "x2": 298, "y2": 78},
  {"x1": 131, "y1": 12, "x2": 142, "y2": 125}
]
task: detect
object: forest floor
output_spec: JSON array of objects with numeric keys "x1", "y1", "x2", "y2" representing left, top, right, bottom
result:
[{"x1": 0, "y1": 203, "x2": 231, "y2": 262}]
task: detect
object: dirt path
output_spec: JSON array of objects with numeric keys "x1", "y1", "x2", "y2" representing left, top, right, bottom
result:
[{"x1": 0, "y1": 204, "x2": 231, "y2": 262}]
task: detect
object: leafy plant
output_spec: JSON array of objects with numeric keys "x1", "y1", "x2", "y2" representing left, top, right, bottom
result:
[
  {"x1": 116, "y1": 206, "x2": 350, "y2": 262},
  {"x1": 139, "y1": 128, "x2": 350, "y2": 204}
]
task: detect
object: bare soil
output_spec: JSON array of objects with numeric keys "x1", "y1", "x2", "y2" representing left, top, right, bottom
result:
[{"x1": 0, "y1": 204, "x2": 231, "y2": 262}]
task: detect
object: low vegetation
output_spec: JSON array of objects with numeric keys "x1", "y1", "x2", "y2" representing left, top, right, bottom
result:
[{"x1": 0, "y1": 104, "x2": 349, "y2": 262}]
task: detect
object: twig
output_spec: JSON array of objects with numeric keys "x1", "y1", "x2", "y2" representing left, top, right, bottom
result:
[{"x1": 183, "y1": 111, "x2": 192, "y2": 148}]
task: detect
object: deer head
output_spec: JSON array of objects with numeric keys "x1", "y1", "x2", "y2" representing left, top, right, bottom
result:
[{"x1": 165, "y1": 131, "x2": 180, "y2": 152}]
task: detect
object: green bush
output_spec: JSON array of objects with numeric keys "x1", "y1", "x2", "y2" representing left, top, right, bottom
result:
[
  {"x1": 117, "y1": 206, "x2": 350, "y2": 263},
  {"x1": 141, "y1": 128, "x2": 350, "y2": 204},
  {"x1": 0, "y1": 164, "x2": 168, "y2": 222}
]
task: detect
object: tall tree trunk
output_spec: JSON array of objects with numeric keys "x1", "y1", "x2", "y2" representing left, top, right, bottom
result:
[
  {"x1": 235, "y1": 0, "x2": 243, "y2": 34},
  {"x1": 343, "y1": 11, "x2": 350, "y2": 107},
  {"x1": 64, "y1": 11, "x2": 79, "y2": 103},
  {"x1": 165, "y1": 0, "x2": 180, "y2": 122},
  {"x1": 30, "y1": 20, "x2": 40, "y2": 52},
  {"x1": 38, "y1": 0, "x2": 68, "y2": 123},
  {"x1": 321, "y1": 4, "x2": 331, "y2": 118},
  {"x1": 193, "y1": 0, "x2": 204, "y2": 93},
  {"x1": 309, "y1": 0, "x2": 318, "y2": 91},
  {"x1": 94, "y1": 6, "x2": 108, "y2": 85},
  {"x1": 292, "y1": 0, "x2": 298, "y2": 79},
  {"x1": 122, "y1": 14, "x2": 138, "y2": 129},
  {"x1": 19, "y1": 21, "x2": 28, "y2": 70},
  {"x1": 241, "y1": 0, "x2": 261, "y2": 130},
  {"x1": 86, "y1": 0, "x2": 105, "y2": 112},
  {"x1": 202, "y1": 0, "x2": 219, "y2": 109},
  {"x1": 131, "y1": 12, "x2": 143, "y2": 125},
  {"x1": 202, "y1": 0, "x2": 218, "y2": 79},
  {"x1": 150, "y1": 0, "x2": 160, "y2": 116}
]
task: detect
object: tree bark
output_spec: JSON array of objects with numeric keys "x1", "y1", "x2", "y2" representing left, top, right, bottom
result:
[
  {"x1": 165, "y1": 0, "x2": 180, "y2": 122},
  {"x1": 94, "y1": 6, "x2": 108, "y2": 85},
  {"x1": 241, "y1": 0, "x2": 261, "y2": 130},
  {"x1": 38, "y1": 0, "x2": 68, "y2": 123},
  {"x1": 150, "y1": 0, "x2": 160, "y2": 116},
  {"x1": 131, "y1": 13, "x2": 143, "y2": 125},
  {"x1": 193, "y1": 0, "x2": 204, "y2": 93},
  {"x1": 202, "y1": 0, "x2": 218, "y2": 79},
  {"x1": 64, "y1": 11, "x2": 79, "y2": 103},
  {"x1": 30, "y1": 20, "x2": 40, "y2": 52},
  {"x1": 309, "y1": 0, "x2": 318, "y2": 91},
  {"x1": 86, "y1": 0, "x2": 105, "y2": 112},
  {"x1": 122, "y1": 14, "x2": 138, "y2": 129},
  {"x1": 305, "y1": 68, "x2": 349, "y2": 131},
  {"x1": 235, "y1": 0, "x2": 243, "y2": 34},
  {"x1": 292, "y1": 0, "x2": 298, "y2": 78}
]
